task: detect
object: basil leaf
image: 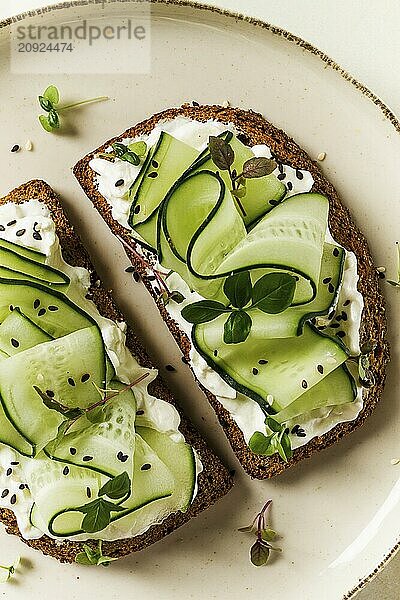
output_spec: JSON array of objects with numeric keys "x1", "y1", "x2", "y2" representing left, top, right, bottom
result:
[
  {"x1": 181, "y1": 300, "x2": 229, "y2": 324},
  {"x1": 248, "y1": 431, "x2": 274, "y2": 455},
  {"x1": 80, "y1": 499, "x2": 112, "y2": 534},
  {"x1": 265, "y1": 416, "x2": 282, "y2": 433},
  {"x1": 250, "y1": 540, "x2": 270, "y2": 567},
  {"x1": 251, "y1": 272, "x2": 296, "y2": 314},
  {"x1": 43, "y1": 84, "x2": 60, "y2": 105},
  {"x1": 48, "y1": 109, "x2": 60, "y2": 129},
  {"x1": 242, "y1": 157, "x2": 276, "y2": 179},
  {"x1": 208, "y1": 135, "x2": 234, "y2": 170},
  {"x1": 99, "y1": 472, "x2": 130, "y2": 500},
  {"x1": 223, "y1": 271, "x2": 252, "y2": 308},
  {"x1": 223, "y1": 310, "x2": 252, "y2": 344},
  {"x1": 39, "y1": 95, "x2": 53, "y2": 112}
]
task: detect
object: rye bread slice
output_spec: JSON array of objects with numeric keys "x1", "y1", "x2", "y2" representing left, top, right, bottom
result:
[
  {"x1": 0, "y1": 179, "x2": 233, "y2": 564},
  {"x1": 73, "y1": 104, "x2": 389, "y2": 480}
]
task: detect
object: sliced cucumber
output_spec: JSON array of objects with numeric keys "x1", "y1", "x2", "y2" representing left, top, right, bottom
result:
[
  {"x1": 274, "y1": 364, "x2": 356, "y2": 423},
  {"x1": 0, "y1": 238, "x2": 46, "y2": 263},
  {"x1": 45, "y1": 389, "x2": 136, "y2": 478},
  {"x1": 0, "y1": 326, "x2": 107, "y2": 451},
  {"x1": 0, "y1": 309, "x2": 52, "y2": 356},
  {"x1": 0, "y1": 279, "x2": 95, "y2": 338},
  {"x1": 0, "y1": 399, "x2": 34, "y2": 457},
  {"x1": 0, "y1": 246, "x2": 69, "y2": 287},
  {"x1": 193, "y1": 323, "x2": 348, "y2": 412},
  {"x1": 129, "y1": 132, "x2": 199, "y2": 228}
]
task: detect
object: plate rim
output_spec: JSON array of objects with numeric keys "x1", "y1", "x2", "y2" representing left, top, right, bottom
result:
[{"x1": 0, "y1": 0, "x2": 399, "y2": 597}]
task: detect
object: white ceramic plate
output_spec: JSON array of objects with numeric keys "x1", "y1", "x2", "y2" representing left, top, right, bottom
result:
[{"x1": 0, "y1": 2, "x2": 399, "y2": 598}]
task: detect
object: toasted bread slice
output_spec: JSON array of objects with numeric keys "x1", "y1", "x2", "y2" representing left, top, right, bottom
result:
[
  {"x1": 73, "y1": 104, "x2": 389, "y2": 479},
  {"x1": 0, "y1": 179, "x2": 233, "y2": 563}
]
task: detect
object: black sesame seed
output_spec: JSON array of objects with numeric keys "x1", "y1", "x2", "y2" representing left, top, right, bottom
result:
[
  {"x1": 140, "y1": 463, "x2": 151, "y2": 471},
  {"x1": 134, "y1": 205, "x2": 141, "y2": 214},
  {"x1": 86, "y1": 487, "x2": 92, "y2": 499},
  {"x1": 16, "y1": 229, "x2": 26, "y2": 237},
  {"x1": 284, "y1": 428, "x2": 290, "y2": 435},
  {"x1": 82, "y1": 456, "x2": 93, "y2": 462},
  {"x1": 38, "y1": 308, "x2": 46, "y2": 316},
  {"x1": 115, "y1": 179, "x2": 124, "y2": 187},
  {"x1": 46, "y1": 390, "x2": 55, "y2": 398},
  {"x1": 19, "y1": 484, "x2": 25, "y2": 490},
  {"x1": 145, "y1": 275, "x2": 157, "y2": 282},
  {"x1": 278, "y1": 163, "x2": 284, "y2": 173},
  {"x1": 63, "y1": 466, "x2": 69, "y2": 476},
  {"x1": 1, "y1": 489, "x2": 9, "y2": 498},
  {"x1": 69, "y1": 447, "x2": 77, "y2": 455},
  {"x1": 269, "y1": 199, "x2": 279, "y2": 206},
  {"x1": 252, "y1": 368, "x2": 259, "y2": 375},
  {"x1": 378, "y1": 271, "x2": 386, "y2": 279},
  {"x1": 133, "y1": 272, "x2": 140, "y2": 282},
  {"x1": 333, "y1": 248, "x2": 340, "y2": 257},
  {"x1": 125, "y1": 266, "x2": 135, "y2": 273},
  {"x1": 48, "y1": 306, "x2": 59, "y2": 312},
  {"x1": 10, "y1": 494, "x2": 16, "y2": 505},
  {"x1": 11, "y1": 145, "x2": 20, "y2": 153},
  {"x1": 10, "y1": 338, "x2": 19, "y2": 348},
  {"x1": 336, "y1": 315, "x2": 342, "y2": 322},
  {"x1": 7, "y1": 220, "x2": 16, "y2": 227},
  {"x1": 343, "y1": 299, "x2": 351, "y2": 306},
  {"x1": 258, "y1": 359, "x2": 268, "y2": 365},
  {"x1": 9, "y1": 305, "x2": 13, "y2": 311},
  {"x1": 323, "y1": 277, "x2": 332, "y2": 284},
  {"x1": 117, "y1": 451, "x2": 128, "y2": 463},
  {"x1": 337, "y1": 331, "x2": 346, "y2": 338},
  {"x1": 317, "y1": 325, "x2": 325, "y2": 330},
  {"x1": 301, "y1": 380, "x2": 308, "y2": 389},
  {"x1": 136, "y1": 409, "x2": 144, "y2": 416},
  {"x1": 81, "y1": 373, "x2": 90, "y2": 383},
  {"x1": 328, "y1": 283, "x2": 335, "y2": 293},
  {"x1": 147, "y1": 172, "x2": 158, "y2": 178},
  {"x1": 10, "y1": 461, "x2": 19, "y2": 466},
  {"x1": 291, "y1": 425, "x2": 300, "y2": 434},
  {"x1": 192, "y1": 100, "x2": 200, "y2": 107},
  {"x1": 317, "y1": 364, "x2": 324, "y2": 374},
  {"x1": 165, "y1": 364, "x2": 176, "y2": 372},
  {"x1": 181, "y1": 356, "x2": 189, "y2": 364},
  {"x1": 297, "y1": 431, "x2": 307, "y2": 438},
  {"x1": 287, "y1": 181, "x2": 293, "y2": 191},
  {"x1": 0, "y1": 225, "x2": 5, "y2": 232},
  {"x1": 330, "y1": 323, "x2": 340, "y2": 328},
  {"x1": 295, "y1": 169, "x2": 304, "y2": 180},
  {"x1": 33, "y1": 232, "x2": 42, "y2": 241},
  {"x1": 341, "y1": 312, "x2": 348, "y2": 321},
  {"x1": 213, "y1": 349, "x2": 218, "y2": 357},
  {"x1": 151, "y1": 160, "x2": 159, "y2": 168},
  {"x1": 68, "y1": 378, "x2": 76, "y2": 387},
  {"x1": 277, "y1": 172, "x2": 286, "y2": 181},
  {"x1": 294, "y1": 275, "x2": 300, "y2": 281},
  {"x1": 33, "y1": 299, "x2": 40, "y2": 309},
  {"x1": 6, "y1": 468, "x2": 12, "y2": 476}
]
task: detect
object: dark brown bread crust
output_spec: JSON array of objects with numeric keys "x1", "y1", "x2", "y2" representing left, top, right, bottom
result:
[
  {"x1": 73, "y1": 104, "x2": 389, "y2": 479},
  {"x1": 0, "y1": 180, "x2": 233, "y2": 563}
]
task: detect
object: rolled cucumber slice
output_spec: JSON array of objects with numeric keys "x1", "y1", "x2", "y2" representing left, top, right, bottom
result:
[
  {"x1": 274, "y1": 364, "x2": 356, "y2": 424},
  {"x1": 0, "y1": 326, "x2": 107, "y2": 451},
  {"x1": 0, "y1": 309, "x2": 52, "y2": 356},
  {"x1": 45, "y1": 390, "x2": 136, "y2": 478},
  {"x1": 0, "y1": 398, "x2": 33, "y2": 457},
  {"x1": 0, "y1": 246, "x2": 69, "y2": 287},
  {"x1": 0, "y1": 238, "x2": 46, "y2": 263},
  {"x1": 193, "y1": 323, "x2": 348, "y2": 412}
]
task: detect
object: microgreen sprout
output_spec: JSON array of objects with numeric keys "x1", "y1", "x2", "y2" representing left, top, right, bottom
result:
[
  {"x1": 238, "y1": 500, "x2": 281, "y2": 567},
  {"x1": 0, "y1": 556, "x2": 20, "y2": 583},
  {"x1": 38, "y1": 85, "x2": 109, "y2": 132},
  {"x1": 75, "y1": 540, "x2": 118, "y2": 567}
]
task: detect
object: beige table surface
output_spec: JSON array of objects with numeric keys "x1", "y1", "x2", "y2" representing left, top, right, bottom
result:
[{"x1": 0, "y1": 1, "x2": 399, "y2": 598}]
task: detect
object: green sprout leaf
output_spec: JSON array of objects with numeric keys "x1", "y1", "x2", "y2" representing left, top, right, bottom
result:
[
  {"x1": 223, "y1": 310, "x2": 252, "y2": 344},
  {"x1": 250, "y1": 540, "x2": 270, "y2": 567},
  {"x1": 242, "y1": 157, "x2": 276, "y2": 179},
  {"x1": 223, "y1": 271, "x2": 252, "y2": 309},
  {"x1": 208, "y1": 135, "x2": 235, "y2": 170},
  {"x1": 99, "y1": 472, "x2": 130, "y2": 500},
  {"x1": 248, "y1": 431, "x2": 274, "y2": 455},
  {"x1": 251, "y1": 272, "x2": 296, "y2": 314},
  {"x1": 34, "y1": 386, "x2": 83, "y2": 419},
  {"x1": 276, "y1": 432, "x2": 293, "y2": 462},
  {"x1": 170, "y1": 290, "x2": 185, "y2": 304},
  {"x1": 78, "y1": 498, "x2": 126, "y2": 534},
  {"x1": 181, "y1": 300, "x2": 229, "y2": 324},
  {"x1": 265, "y1": 416, "x2": 282, "y2": 433},
  {"x1": 43, "y1": 84, "x2": 60, "y2": 105},
  {"x1": 231, "y1": 187, "x2": 247, "y2": 199},
  {"x1": 261, "y1": 528, "x2": 277, "y2": 542},
  {"x1": 48, "y1": 109, "x2": 60, "y2": 129},
  {"x1": 39, "y1": 114, "x2": 54, "y2": 132},
  {"x1": 38, "y1": 95, "x2": 53, "y2": 112},
  {"x1": 0, "y1": 556, "x2": 20, "y2": 583},
  {"x1": 75, "y1": 541, "x2": 118, "y2": 567},
  {"x1": 128, "y1": 141, "x2": 147, "y2": 156}
]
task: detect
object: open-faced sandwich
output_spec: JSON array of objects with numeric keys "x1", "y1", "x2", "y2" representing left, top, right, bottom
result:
[
  {"x1": 74, "y1": 104, "x2": 389, "y2": 479},
  {"x1": 0, "y1": 180, "x2": 233, "y2": 563}
]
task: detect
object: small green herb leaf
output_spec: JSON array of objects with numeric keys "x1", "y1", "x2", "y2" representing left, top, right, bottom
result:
[
  {"x1": 75, "y1": 552, "x2": 93, "y2": 566},
  {"x1": 251, "y1": 272, "x2": 296, "y2": 314},
  {"x1": 265, "y1": 416, "x2": 282, "y2": 433},
  {"x1": 121, "y1": 151, "x2": 140, "y2": 166},
  {"x1": 111, "y1": 143, "x2": 127, "y2": 157},
  {"x1": 34, "y1": 386, "x2": 83, "y2": 419},
  {"x1": 181, "y1": 300, "x2": 229, "y2": 324},
  {"x1": 128, "y1": 141, "x2": 147, "y2": 156},
  {"x1": 231, "y1": 187, "x2": 247, "y2": 199},
  {"x1": 261, "y1": 528, "x2": 277, "y2": 542},
  {"x1": 99, "y1": 472, "x2": 130, "y2": 500},
  {"x1": 170, "y1": 291, "x2": 185, "y2": 304},
  {"x1": 78, "y1": 498, "x2": 125, "y2": 534},
  {"x1": 223, "y1": 310, "x2": 252, "y2": 344},
  {"x1": 48, "y1": 109, "x2": 60, "y2": 129},
  {"x1": 208, "y1": 135, "x2": 235, "y2": 170},
  {"x1": 39, "y1": 115, "x2": 54, "y2": 132},
  {"x1": 250, "y1": 540, "x2": 270, "y2": 567},
  {"x1": 276, "y1": 433, "x2": 293, "y2": 462},
  {"x1": 43, "y1": 84, "x2": 60, "y2": 105},
  {"x1": 39, "y1": 95, "x2": 53, "y2": 112},
  {"x1": 248, "y1": 431, "x2": 274, "y2": 455},
  {"x1": 223, "y1": 271, "x2": 252, "y2": 308},
  {"x1": 75, "y1": 541, "x2": 117, "y2": 567},
  {"x1": 242, "y1": 157, "x2": 276, "y2": 179}
]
